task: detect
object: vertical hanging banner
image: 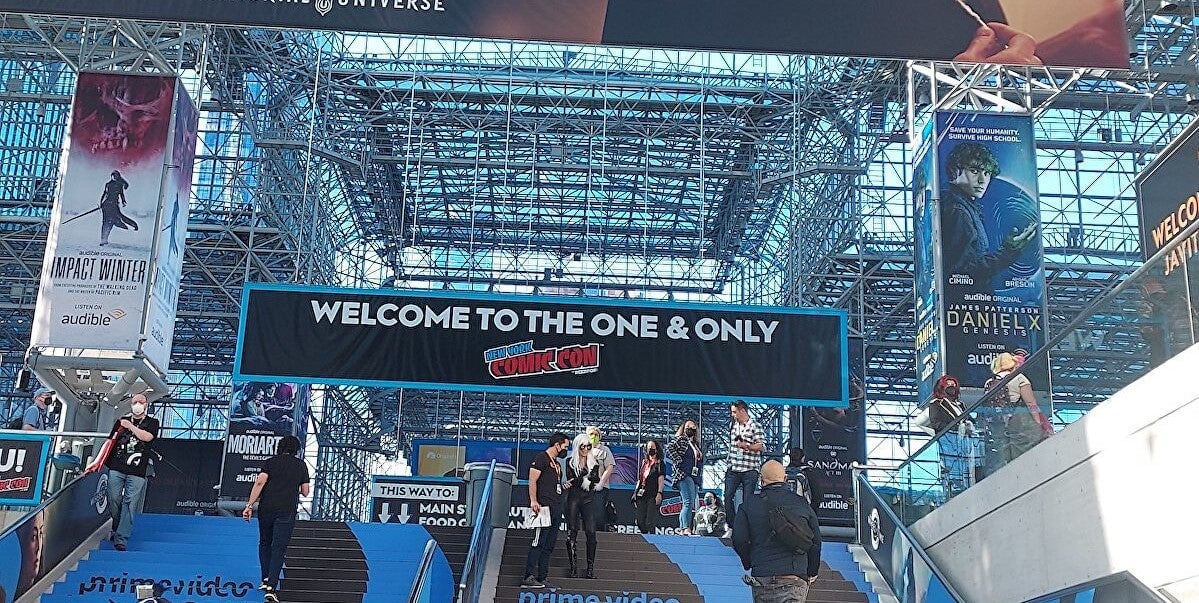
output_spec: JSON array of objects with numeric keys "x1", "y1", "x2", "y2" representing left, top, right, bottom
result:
[
  {"x1": 220, "y1": 382, "x2": 311, "y2": 499},
  {"x1": 802, "y1": 337, "x2": 866, "y2": 528},
  {"x1": 913, "y1": 122, "x2": 944, "y2": 406},
  {"x1": 932, "y1": 112, "x2": 1049, "y2": 392},
  {"x1": 143, "y1": 82, "x2": 198, "y2": 372},
  {"x1": 31, "y1": 72, "x2": 182, "y2": 367}
]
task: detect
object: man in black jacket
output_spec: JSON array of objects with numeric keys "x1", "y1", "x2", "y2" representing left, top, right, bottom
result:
[{"x1": 733, "y1": 460, "x2": 822, "y2": 602}]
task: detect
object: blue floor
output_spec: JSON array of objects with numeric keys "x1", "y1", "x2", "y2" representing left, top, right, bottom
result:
[
  {"x1": 646, "y1": 535, "x2": 881, "y2": 603},
  {"x1": 39, "y1": 514, "x2": 451, "y2": 603}
]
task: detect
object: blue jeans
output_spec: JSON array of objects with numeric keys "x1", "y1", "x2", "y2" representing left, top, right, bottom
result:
[
  {"x1": 677, "y1": 475, "x2": 697, "y2": 531},
  {"x1": 724, "y1": 469, "x2": 759, "y2": 528},
  {"x1": 106, "y1": 469, "x2": 147, "y2": 546},
  {"x1": 524, "y1": 505, "x2": 562, "y2": 581},
  {"x1": 258, "y1": 509, "x2": 297, "y2": 588}
]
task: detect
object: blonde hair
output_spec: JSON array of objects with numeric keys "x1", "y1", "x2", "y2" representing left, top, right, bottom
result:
[
  {"x1": 585, "y1": 426, "x2": 602, "y2": 438},
  {"x1": 571, "y1": 433, "x2": 592, "y2": 472},
  {"x1": 991, "y1": 352, "x2": 1018, "y2": 374}
]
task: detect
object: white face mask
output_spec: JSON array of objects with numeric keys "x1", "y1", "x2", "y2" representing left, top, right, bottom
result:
[{"x1": 131, "y1": 403, "x2": 147, "y2": 415}]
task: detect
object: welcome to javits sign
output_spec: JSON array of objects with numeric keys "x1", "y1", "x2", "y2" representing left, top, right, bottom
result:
[
  {"x1": 1136, "y1": 117, "x2": 1199, "y2": 268},
  {"x1": 1, "y1": 0, "x2": 1129, "y2": 69},
  {"x1": 234, "y1": 283, "x2": 849, "y2": 407}
]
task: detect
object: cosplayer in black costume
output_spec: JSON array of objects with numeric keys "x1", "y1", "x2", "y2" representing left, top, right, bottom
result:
[
  {"x1": 564, "y1": 433, "x2": 601, "y2": 579},
  {"x1": 100, "y1": 170, "x2": 138, "y2": 245}
]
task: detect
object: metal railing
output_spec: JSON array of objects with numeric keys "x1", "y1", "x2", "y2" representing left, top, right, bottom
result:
[
  {"x1": 405, "y1": 539, "x2": 438, "y2": 603},
  {"x1": 874, "y1": 212, "x2": 1199, "y2": 525},
  {"x1": 456, "y1": 459, "x2": 497, "y2": 603}
]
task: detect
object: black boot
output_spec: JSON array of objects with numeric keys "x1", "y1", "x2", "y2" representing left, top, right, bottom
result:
[
  {"x1": 566, "y1": 536, "x2": 578, "y2": 578},
  {"x1": 585, "y1": 539, "x2": 596, "y2": 579}
]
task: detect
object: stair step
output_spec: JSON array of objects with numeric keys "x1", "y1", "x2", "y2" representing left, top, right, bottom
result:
[{"x1": 494, "y1": 586, "x2": 705, "y2": 603}]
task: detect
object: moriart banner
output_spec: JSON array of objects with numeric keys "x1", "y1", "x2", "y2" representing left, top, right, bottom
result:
[
  {"x1": 1136, "y1": 117, "x2": 1199, "y2": 266},
  {"x1": 931, "y1": 111, "x2": 1049, "y2": 391},
  {"x1": 221, "y1": 382, "x2": 311, "y2": 499},
  {"x1": 236, "y1": 284, "x2": 849, "y2": 406},
  {"x1": 32, "y1": 72, "x2": 186, "y2": 370},
  {"x1": 1, "y1": 0, "x2": 1127, "y2": 69}
]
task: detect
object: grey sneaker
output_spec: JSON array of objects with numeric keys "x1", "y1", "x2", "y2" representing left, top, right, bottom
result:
[{"x1": 521, "y1": 576, "x2": 545, "y2": 589}]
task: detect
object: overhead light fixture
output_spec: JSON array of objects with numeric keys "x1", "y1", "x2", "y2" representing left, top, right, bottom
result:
[
  {"x1": 1159, "y1": 0, "x2": 1180, "y2": 12},
  {"x1": 1187, "y1": 84, "x2": 1199, "y2": 106}
]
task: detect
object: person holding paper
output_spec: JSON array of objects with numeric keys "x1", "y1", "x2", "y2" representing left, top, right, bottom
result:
[{"x1": 522, "y1": 432, "x2": 571, "y2": 590}]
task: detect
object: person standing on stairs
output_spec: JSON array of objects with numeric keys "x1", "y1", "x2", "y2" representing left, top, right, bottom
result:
[
  {"x1": 564, "y1": 433, "x2": 600, "y2": 579},
  {"x1": 585, "y1": 425, "x2": 616, "y2": 532},
  {"x1": 733, "y1": 460, "x2": 822, "y2": 603},
  {"x1": 99, "y1": 393, "x2": 159, "y2": 552},
  {"x1": 243, "y1": 435, "x2": 311, "y2": 603},
  {"x1": 667, "y1": 419, "x2": 703, "y2": 535},
  {"x1": 633, "y1": 440, "x2": 666, "y2": 535},
  {"x1": 725, "y1": 399, "x2": 764, "y2": 538},
  {"x1": 523, "y1": 432, "x2": 571, "y2": 590}
]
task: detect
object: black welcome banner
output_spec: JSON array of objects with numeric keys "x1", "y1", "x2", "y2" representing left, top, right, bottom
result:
[{"x1": 235, "y1": 284, "x2": 848, "y2": 406}]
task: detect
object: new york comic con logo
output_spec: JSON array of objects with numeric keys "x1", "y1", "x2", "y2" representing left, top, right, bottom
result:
[
  {"x1": 485, "y1": 341, "x2": 600, "y2": 380},
  {"x1": 293, "y1": 0, "x2": 447, "y2": 18}
]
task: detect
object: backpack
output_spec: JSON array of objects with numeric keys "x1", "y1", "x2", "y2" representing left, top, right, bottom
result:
[
  {"x1": 6, "y1": 415, "x2": 24, "y2": 430},
  {"x1": 765, "y1": 494, "x2": 815, "y2": 553}
]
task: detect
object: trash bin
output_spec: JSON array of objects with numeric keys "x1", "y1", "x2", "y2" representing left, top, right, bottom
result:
[{"x1": 464, "y1": 461, "x2": 517, "y2": 529}]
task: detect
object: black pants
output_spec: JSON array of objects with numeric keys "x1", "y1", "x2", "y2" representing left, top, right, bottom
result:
[
  {"x1": 257, "y1": 509, "x2": 297, "y2": 588},
  {"x1": 566, "y1": 491, "x2": 597, "y2": 563},
  {"x1": 524, "y1": 504, "x2": 562, "y2": 581},
  {"x1": 634, "y1": 495, "x2": 659, "y2": 534}
]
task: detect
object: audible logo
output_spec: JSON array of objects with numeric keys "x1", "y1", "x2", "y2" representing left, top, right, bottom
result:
[{"x1": 61, "y1": 313, "x2": 112, "y2": 326}]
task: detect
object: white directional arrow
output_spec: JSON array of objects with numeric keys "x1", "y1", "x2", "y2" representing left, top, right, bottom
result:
[
  {"x1": 397, "y1": 503, "x2": 412, "y2": 523},
  {"x1": 377, "y1": 501, "x2": 394, "y2": 523}
]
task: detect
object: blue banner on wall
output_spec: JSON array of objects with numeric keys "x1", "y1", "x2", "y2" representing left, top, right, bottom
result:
[
  {"x1": 931, "y1": 112, "x2": 1049, "y2": 392},
  {"x1": 913, "y1": 122, "x2": 944, "y2": 406}
]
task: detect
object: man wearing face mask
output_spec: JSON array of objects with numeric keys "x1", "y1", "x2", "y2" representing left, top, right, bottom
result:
[
  {"x1": 21, "y1": 387, "x2": 58, "y2": 431},
  {"x1": 522, "y1": 432, "x2": 570, "y2": 590},
  {"x1": 102, "y1": 393, "x2": 159, "y2": 551}
]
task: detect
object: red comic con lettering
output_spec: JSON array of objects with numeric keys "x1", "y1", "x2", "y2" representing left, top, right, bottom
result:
[
  {"x1": 489, "y1": 350, "x2": 557, "y2": 379},
  {"x1": 0, "y1": 476, "x2": 31, "y2": 493},
  {"x1": 556, "y1": 344, "x2": 599, "y2": 370}
]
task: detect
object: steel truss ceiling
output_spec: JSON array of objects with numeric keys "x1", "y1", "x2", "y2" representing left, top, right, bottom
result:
[{"x1": 0, "y1": 3, "x2": 1196, "y2": 518}]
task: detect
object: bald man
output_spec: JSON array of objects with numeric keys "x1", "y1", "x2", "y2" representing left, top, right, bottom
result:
[{"x1": 103, "y1": 394, "x2": 160, "y2": 551}]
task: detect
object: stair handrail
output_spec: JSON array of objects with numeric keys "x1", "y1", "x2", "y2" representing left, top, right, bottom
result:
[
  {"x1": 405, "y1": 538, "x2": 438, "y2": 603},
  {"x1": 883, "y1": 211, "x2": 1199, "y2": 511},
  {"x1": 854, "y1": 470, "x2": 967, "y2": 603},
  {"x1": 456, "y1": 459, "x2": 497, "y2": 603}
]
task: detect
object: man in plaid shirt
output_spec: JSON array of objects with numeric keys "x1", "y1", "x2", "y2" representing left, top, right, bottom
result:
[{"x1": 724, "y1": 399, "x2": 764, "y2": 538}]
